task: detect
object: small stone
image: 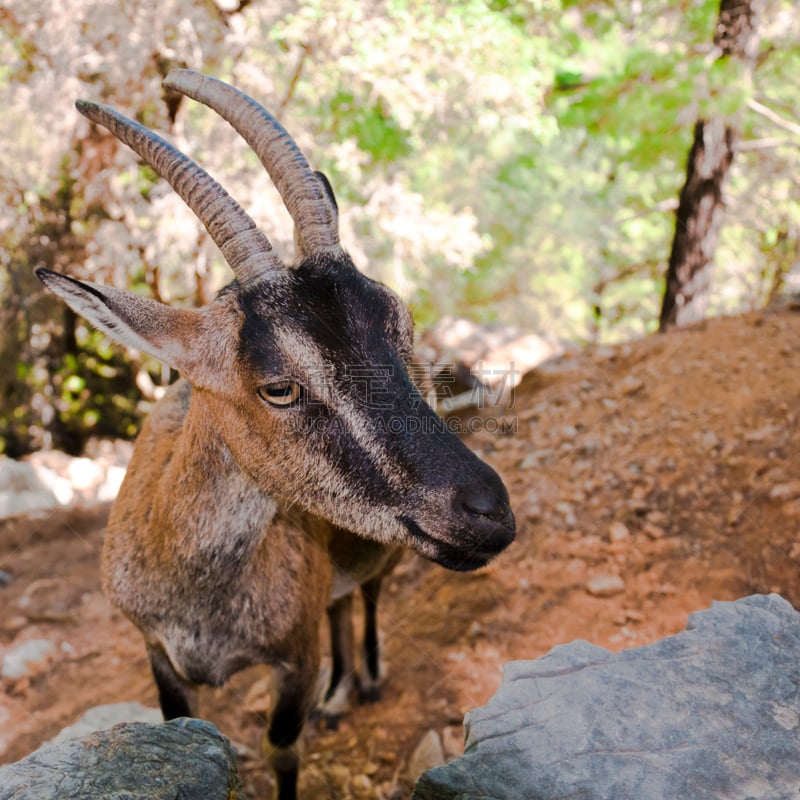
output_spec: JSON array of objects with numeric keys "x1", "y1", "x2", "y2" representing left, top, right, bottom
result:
[
  {"x1": 353, "y1": 774, "x2": 373, "y2": 791},
  {"x1": 769, "y1": 481, "x2": 800, "y2": 502},
  {"x1": 619, "y1": 375, "x2": 645, "y2": 396},
  {"x1": 0, "y1": 570, "x2": 12, "y2": 587},
  {"x1": 608, "y1": 522, "x2": 630, "y2": 542},
  {"x1": 555, "y1": 502, "x2": 577, "y2": 529},
  {"x1": 643, "y1": 523, "x2": 666, "y2": 540},
  {"x1": 1, "y1": 638, "x2": 57, "y2": 680},
  {"x1": 520, "y1": 450, "x2": 552, "y2": 469},
  {"x1": 646, "y1": 510, "x2": 667, "y2": 526},
  {"x1": 407, "y1": 729, "x2": 445, "y2": 781},
  {"x1": 699, "y1": 431, "x2": 719, "y2": 450},
  {"x1": 585, "y1": 574, "x2": 626, "y2": 598},
  {"x1": 783, "y1": 499, "x2": 800, "y2": 517},
  {"x1": 745, "y1": 425, "x2": 782, "y2": 443},
  {"x1": 624, "y1": 608, "x2": 646, "y2": 623},
  {"x1": 522, "y1": 489, "x2": 542, "y2": 520}
]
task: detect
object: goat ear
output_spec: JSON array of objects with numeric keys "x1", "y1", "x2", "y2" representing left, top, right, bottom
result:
[{"x1": 36, "y1": 268, "x2": 203, "y2": 377}]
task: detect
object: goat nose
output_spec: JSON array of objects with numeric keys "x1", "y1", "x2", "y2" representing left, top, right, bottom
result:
[{"x1": 456, "y1": 484, "x2": 514, "y2": 526}]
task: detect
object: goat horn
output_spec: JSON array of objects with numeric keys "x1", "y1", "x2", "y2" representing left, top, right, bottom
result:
[
  {"x1": 75, "y1": 99, "x2": 284, "y2": 286},
  {"x1": 162, "y1": 69, "x2": 340, "y2": 261}
]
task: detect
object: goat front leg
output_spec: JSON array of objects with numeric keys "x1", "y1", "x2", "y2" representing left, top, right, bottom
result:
[
  {"x1": 265, "y1": 650, "x2": 320, "y2": 800},
  {"x1": 147, "y1": 643, "x2": 195, "y2": 720}
]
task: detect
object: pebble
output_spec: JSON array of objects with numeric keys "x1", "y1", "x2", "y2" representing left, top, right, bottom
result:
[
  {"x1": 608, "y1": 521, "x2": 630, "y2": 542},
  {"x1": 407, "y1": 729, "x2": 445, "y2": 781},
  {"x1": 769, "y1": 481, "x2": 800, "y2": 502},
  {"x1": 558, "y1": 505, "x2": 578, "y2": 529},
  {"x1": 783, "y1": 499, "x2": 800, "y2": 517},
  {"x1": 523, "y1": 489, "x2": 542, "y2": 520},
  {"x1": 1, "y1": 638, "x2": 57, "y2": 679},
  {"x1": 612, "y1": 608, "x2": 645, "y2": 626},
  {"x1": 0, "y1": 569, "x2": 12, "y2": 587},
  {"x1": 699, "y1": 431, "x2": 719, "y2": 450},
  {"x1": 745, "y1": 425, "x2": 782, "y2": 443},
  {"x1": 643, "y1": 523, "x2": 666, "y2": 540},
  {"x1": 619, "y1": 375, "x2": 645, "y2": 396},
  {"x1": 585, "y1": 574, "x2": 626, "y2": 598}
]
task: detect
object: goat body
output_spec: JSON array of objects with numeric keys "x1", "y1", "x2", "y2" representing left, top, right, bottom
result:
[{"x1": 37, "y1": 71, "x2": 515, "y2": 800}]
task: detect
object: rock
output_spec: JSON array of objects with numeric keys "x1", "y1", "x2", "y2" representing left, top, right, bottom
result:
[
  {"x1": 0, "y1": 457, "x2": 59, "y2": 518},
  {"x1": 608, "y1": 521, "x2": 630, "y2": 542},
  {"x1": 769, "y1": 481, "x2": 800, "y2": 502},
  {"x1": 0, "y1": 718, "x2": 243, "y2": 800},
  {"x1": 745, "y1": 424, "x2": 782, "y2": 443},
  {"x1": 47, "y1": 703, "x2": 163, "y2": 745},
  {"x1": 642, "y1": 522, "x2": 666, "y2": 539},
  {"x1": 413, "y1": 594, "x2": 800, "y2": 800},
  {"x1": 618, "y1": 375, "x2": 644, "y2": 396},
  {"x1": 1, "y1": 638, "x2": 57, "y2": 680},
  {"x1": 585, "y1": 573, "x2": 625, "y2": 597},
  {"x1": 0, "y1": 569, "x2": 12, "y2": 587},
  {"x1": 0, "y1": 445, "x2": 133, "y2": 518},
  {"x1": 407, "y1": 729, "x2": 446, "y2": 782}
]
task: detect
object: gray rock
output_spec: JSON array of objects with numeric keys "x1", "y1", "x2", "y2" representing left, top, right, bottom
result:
[
  {"x1": 0, "y1": 455, "x2": 58, "y2": 518},
  {"x1": 1, "y1": 638, "x2": 57, "y2": 680},
  {"x1": 413, "y1": 594, "x2": 800, "y2": 800},
  {"x1": 0, "y1": 718, "x2": 244, "y2": 800},
  {"x1": 46, "y1": 702, "x2": 163, "y2": 745}
]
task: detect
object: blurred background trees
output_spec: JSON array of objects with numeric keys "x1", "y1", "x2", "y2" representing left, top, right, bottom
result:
[{"x1": 1, "y1": 0, "x2": 798, "y2": 455}]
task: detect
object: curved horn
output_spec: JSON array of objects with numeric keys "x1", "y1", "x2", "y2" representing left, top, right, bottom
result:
[
  {"x1": 162, "y1": 69, "x2": 340, "y2": 261},
  {"x1": 75, "y1": 99, "x2": 284, "y2": 286}
]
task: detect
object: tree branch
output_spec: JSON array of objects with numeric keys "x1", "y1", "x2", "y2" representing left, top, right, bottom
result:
[
  {"x1": 736, "y1": 137, "x2": 800, "y2": 152},
  {"x1": 746, "y1": 98, "x2": 800, "y2": 138}
]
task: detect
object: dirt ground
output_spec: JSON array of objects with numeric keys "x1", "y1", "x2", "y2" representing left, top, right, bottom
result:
[{"x1": 1, "y1": 306, "x2": 799, "y2": 798}]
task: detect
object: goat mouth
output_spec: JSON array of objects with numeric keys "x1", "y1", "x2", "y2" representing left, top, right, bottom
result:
[{"x1": 399, "y1": 515, "x2": 508, "y2": 572}]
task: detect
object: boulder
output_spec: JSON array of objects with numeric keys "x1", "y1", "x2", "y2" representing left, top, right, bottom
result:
[
  {"x1": 414, "y1": 594, "x2": 800, "y2": 800},
  {"x1": 0, "y1": 718, "x2": 244, "y2": 800},
  {"x1": 0, "y1": 456, "x2": 58, "y2": 517},
  {"x1": 46, "y1": 702, "x2": 163, "y2": 745}
]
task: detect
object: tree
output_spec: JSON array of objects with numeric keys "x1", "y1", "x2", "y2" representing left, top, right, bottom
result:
[{"x1": 658, "y1": 0, "x2": 764, "y2": 331}]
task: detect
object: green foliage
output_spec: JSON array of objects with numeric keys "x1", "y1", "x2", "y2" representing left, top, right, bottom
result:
[{"x1": 326, "y1": 90, "x2": 411, "y2": 164}]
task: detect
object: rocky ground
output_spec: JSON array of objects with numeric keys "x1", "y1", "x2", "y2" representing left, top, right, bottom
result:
[{"x1": 1, "y1": 306, "x2": 799, "y2": 798}]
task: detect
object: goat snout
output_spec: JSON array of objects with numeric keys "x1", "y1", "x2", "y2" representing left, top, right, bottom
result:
[
  {"x1": 455, "y1": 483, "x2": 516, "y2": 553},
  {"x1": 400, "y1": 477, "x2": 515, "y2": 572},
  {"x1": 457, "y1": 483, "x2": 513, "y2": 524}
]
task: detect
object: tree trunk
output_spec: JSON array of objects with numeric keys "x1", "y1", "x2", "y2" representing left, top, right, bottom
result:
[
  {"x1": 658, "y1": 0, "x2": 762, "y2": 332},
  {"x1": 658, "y1": 118, "x2": 735, "y2": 331}
]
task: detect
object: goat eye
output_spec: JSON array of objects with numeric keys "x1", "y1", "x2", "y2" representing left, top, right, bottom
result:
[{"x1": 257, "y1": 381, "x2": 303, "y2": 408}]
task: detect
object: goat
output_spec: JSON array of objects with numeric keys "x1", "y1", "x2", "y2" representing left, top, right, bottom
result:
[{"x1": 36, "y1": 70, "x2": 515, "y2": 800}]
